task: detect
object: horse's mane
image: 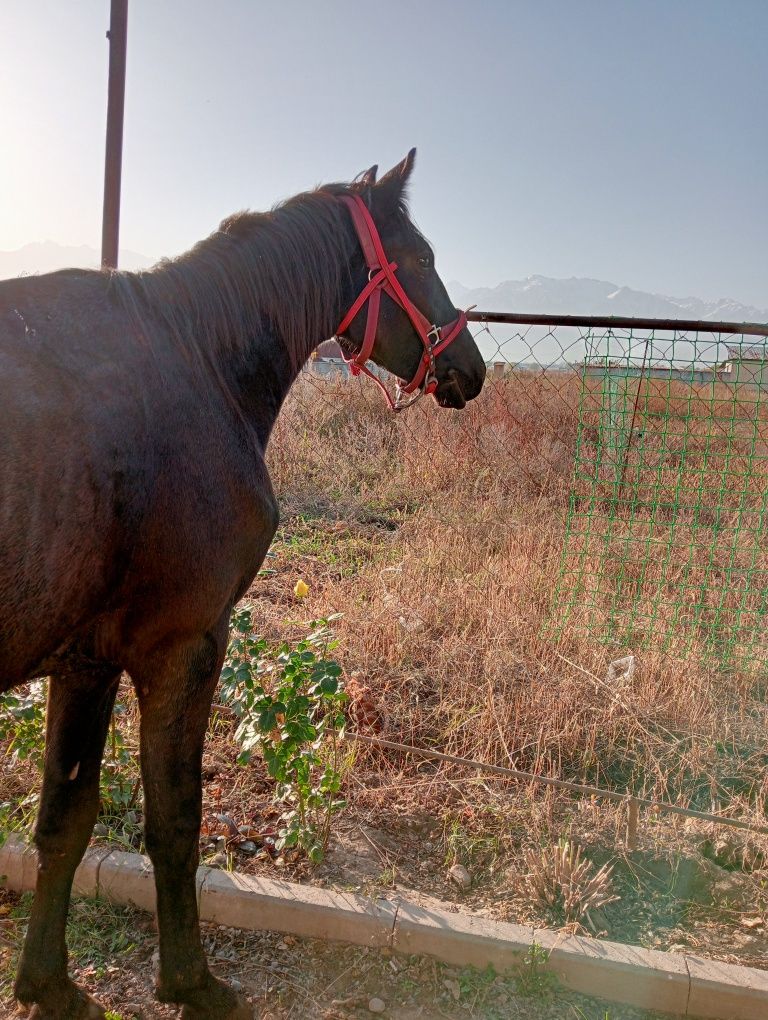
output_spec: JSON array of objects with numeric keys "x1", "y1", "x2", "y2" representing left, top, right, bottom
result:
[{"x1": 111, "y1": 181, "x2": 375, "y2": 375}]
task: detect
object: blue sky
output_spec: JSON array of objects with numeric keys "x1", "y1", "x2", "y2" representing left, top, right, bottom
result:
[{"x1": 2, "y1": 1, "x2": 766, "y2": 306}]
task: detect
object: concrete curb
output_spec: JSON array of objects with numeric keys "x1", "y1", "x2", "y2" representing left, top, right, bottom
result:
[{"x1": 2, "y1": 835, "x2": 766, "y2": 1019}]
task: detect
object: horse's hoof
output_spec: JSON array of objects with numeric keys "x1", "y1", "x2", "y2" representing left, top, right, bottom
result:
[
  {"x1": 179, "y1": 989, "x2": 253, "y2": 1020},
  {"x1": 22, "y1": 984, "x2": 105, "y2": 1020}
]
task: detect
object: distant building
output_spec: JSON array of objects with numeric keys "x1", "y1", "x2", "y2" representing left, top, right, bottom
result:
[
  {"x1": 306, "y1": 339, "x2": 391, "y2": 382},
  {"x1": 716, "y1": 346, "x2": 768, "y2": 387},
  {"x1": 583, "y1": 360, "x2": 715, "y2": 386},
  {"x1": 308, "y1": 339, "x2": 349, "y2": 377}
]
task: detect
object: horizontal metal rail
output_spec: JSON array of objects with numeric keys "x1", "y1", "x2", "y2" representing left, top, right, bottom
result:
[
  {"x1": 467, "y1": 310, "x2": 768, "y2": 337},
  {"x1": 349, "y1": 732, "x2": 768, "y2": 837}
]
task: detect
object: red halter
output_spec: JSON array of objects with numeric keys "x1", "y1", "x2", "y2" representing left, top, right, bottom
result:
[{"x1": 334, "y1": 194, "x2": 468, "y2": 411}]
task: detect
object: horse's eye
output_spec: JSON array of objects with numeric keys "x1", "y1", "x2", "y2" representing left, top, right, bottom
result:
[{"x1": 417, "y1": 254, "x2": 433, "y2": 269}]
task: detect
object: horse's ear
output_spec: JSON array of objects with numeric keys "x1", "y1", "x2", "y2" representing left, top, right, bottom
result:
[
  {"x1": 374, "y1": 147, "x2": 417, "y2": 209},
  {"x1": 355, "y1": 164, "x2": 378, "y2": 188}
]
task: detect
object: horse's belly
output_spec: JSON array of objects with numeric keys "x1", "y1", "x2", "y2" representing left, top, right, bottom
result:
[{"x1": 0, "y1": 449, "x2": 122, "y2": 685}]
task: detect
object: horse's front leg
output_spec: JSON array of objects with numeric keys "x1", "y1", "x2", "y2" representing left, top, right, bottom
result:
[
  {"x1": 15, "y1": 668, "x2": 120, "y2": 1020},
  {"x1": 133, "y1": 620, "x2": 252, "y2": 1020}
]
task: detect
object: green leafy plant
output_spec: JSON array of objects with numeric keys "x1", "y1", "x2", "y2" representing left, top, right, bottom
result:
[
  {"x1": 514, "y1": 942, "x2": 558, "y2": 999},
  {"x1": 219, "y1": 608, "x2": 349, "y2": 863},
  {"x1": 0, "y1": 682, "x2": 47, "y2": 839},
  {"x1": 0, "y1": 682, "x2": 139, "y2": 835},
  {"x1": 0, "y1": 681, "x2": 47, "y2": 769},
  {"x1": 99, "y1": 702, "x2": 141, "y2": 821}
]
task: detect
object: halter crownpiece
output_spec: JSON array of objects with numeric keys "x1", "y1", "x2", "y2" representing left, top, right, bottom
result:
[{"x1": 334, "y1": 194, "x2": 468, "y2": 411}]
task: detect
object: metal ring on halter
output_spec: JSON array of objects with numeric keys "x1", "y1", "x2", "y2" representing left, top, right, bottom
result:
[
  {"x1": 427, "y1": 324, "x2": 441, "y2": 345},
  {"x1": 393, "y1": 383, "x2": 428, "y2": 412}
]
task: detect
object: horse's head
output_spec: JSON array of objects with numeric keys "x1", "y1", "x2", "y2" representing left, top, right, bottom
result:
[{"x1": 336, "y1": 149, "x2": 486, "y2": 410}]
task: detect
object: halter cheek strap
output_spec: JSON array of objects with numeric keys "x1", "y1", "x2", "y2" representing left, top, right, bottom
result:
[{"x1": 334, "y1": 194, "x2": 468, "y2": 412}]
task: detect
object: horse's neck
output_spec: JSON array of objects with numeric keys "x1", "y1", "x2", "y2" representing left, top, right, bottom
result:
[
  {"x1": 147, "y1": 200, "x2": 358, "y2": 447},
  {"x1": 225, "y1": 265, "x2": 355, "y2": 450},
  {"x1": 225, "y1": 326, "x2": 302, "y2": 447}
]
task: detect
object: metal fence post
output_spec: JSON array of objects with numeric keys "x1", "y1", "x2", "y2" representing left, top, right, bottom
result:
[{"x1": 101, "y1": 0, "x2": 128, "y2": 270}]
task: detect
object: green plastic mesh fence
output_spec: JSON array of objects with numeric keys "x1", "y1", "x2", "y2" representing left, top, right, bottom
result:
[{"x1": 549, "y1": 327, "x2": 768, "y2": 672}]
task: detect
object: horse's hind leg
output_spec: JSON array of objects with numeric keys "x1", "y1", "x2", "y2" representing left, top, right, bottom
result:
[
  {"x1": 15, "y1": 668, "x2": 120, "y2": 1019},
  {"x1": 133, "y1": 621, "x2": 251, "y2": 1020}
]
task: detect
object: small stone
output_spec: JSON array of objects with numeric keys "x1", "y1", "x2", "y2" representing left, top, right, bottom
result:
[
  {"x1": 448, "y1": 863, "x2": 472, "y2": 890},
  {"x1": 740, "y1": 916, "x2": 764, "y2": 929},
  {"x1": 92, "y1": 823, "x2": 109, "y2": 838},
  {"x1": 368, "y1": 998, "x2": 386, "y2": 1014},
  {"x1": 239, "y1": 840, "x2": 258, "y2": 854},
  {"x1": 230, "y1": 978, "x2": 244, "y2": 992},
  {"x1": 443, "y1": 978, "x2": 460, "y2": 1000}
]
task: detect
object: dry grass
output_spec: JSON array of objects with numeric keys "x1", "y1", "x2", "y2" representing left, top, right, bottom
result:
[
  {"x1": 262, "y1": 370, "x2": 768, "y2": 824},
  {"x1": 524, "y1": 839, "x2": 619, "y2": 929},
  {"x1": 3, "y1": 362, "x2": 768, "y2": 968}
]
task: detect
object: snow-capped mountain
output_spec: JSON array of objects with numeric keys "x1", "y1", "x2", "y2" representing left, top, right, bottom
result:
[
  {"x1": 0, "y1": 241, "x2": 155, "y2": 279},
  {"x1": 449, "y1": 275, "x2": 768, "y2": 324},
  {"x1": 448, "y1": 276, "x2": 767, "y2": 366}
]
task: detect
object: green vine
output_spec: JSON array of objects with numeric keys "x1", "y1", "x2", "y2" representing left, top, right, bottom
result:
[{"x1": 219, "y1": 609, "x2": 349, "y2": 863}]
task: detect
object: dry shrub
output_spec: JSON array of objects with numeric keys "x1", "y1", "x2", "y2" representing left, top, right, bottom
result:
[{"x1": 524, "y1": 839, "x2": 619, "y2": 929}]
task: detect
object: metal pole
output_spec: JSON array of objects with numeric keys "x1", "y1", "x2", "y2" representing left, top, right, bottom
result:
[
  {"x1": 467, "y1": 310, "x2": 768, "y2": 338},
  {"x1": 101, "y1": 0, "x2": 128, "y2": 270}
]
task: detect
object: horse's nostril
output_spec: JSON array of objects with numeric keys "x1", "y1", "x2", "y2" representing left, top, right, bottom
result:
[{"x1": 440, "y1": 370, "x2": 467, "y2": 408}]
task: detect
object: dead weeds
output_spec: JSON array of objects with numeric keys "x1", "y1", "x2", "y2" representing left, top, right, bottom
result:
[{"x1": 3, "y1": 370, "x2": 768, "y2": 991}]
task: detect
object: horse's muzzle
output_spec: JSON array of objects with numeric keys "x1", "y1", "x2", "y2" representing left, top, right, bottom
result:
[{"x1": 433, "y1": 366, "x2": 484, "y2": 409}]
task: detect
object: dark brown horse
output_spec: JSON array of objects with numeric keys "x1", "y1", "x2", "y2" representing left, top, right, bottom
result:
[{"x1": 0, "y1": 150, "x2": 485, "y2": 1019}]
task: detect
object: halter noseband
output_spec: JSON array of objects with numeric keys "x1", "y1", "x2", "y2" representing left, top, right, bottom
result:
[{"x1": 334, "y1": 194, "x2": 468, "y2": 412}]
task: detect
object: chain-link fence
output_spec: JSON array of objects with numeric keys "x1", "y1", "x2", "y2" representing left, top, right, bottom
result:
[
  {"x1": 306, "y1": 313, "x2": 768, "y2": 673},
  {"x1": 265, "y1": 311, "x2": 768, "y2": 823},
  {"x1": 557, "y1": 328, "x2": 768, "y2": 674}
]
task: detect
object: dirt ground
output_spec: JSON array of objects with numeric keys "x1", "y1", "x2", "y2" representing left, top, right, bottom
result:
[
  {"x1": 190, "y1": 734, "x2": 768, "y2": 973},
  {"x1": 0, "y1": 888, "x2": 679, "y2": 1020},
  {"x1": 2, "y1": 667, "x2": 767, "y2": 1018},
  {"x1": 3, "y1": 750, "x2": 766, "y2": 1020}
]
